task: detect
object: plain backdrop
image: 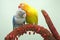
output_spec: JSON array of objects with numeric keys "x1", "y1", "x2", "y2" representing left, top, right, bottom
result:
[{"x1": 0, "y1": 0, "x2": 60, "y2": 40}]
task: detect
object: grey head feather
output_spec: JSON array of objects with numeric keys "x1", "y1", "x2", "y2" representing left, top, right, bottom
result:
[{"x1": 16, "y1": 8, "x2": 26, "y2": 18}]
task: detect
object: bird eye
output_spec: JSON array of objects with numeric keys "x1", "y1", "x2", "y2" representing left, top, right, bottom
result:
[{"x1": 20, "y1": 3, "x2": 24, "y2": 7}]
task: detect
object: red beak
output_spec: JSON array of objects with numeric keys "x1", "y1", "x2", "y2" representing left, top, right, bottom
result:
[{"x1": 18, "y1": 6, "x2": 21, "y2": 8}]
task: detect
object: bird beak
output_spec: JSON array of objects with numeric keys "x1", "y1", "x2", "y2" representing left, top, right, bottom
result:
[{"x1": 18, "y1": 5, "x2": 21, "y2": 8}]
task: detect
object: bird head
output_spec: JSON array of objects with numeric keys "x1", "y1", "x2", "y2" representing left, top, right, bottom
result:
[
  {"x1": 18, "y1": 3, "x2": 31, "y2": 16},
  {"x1": 17, "y1": 8, "x2": 26, "y2": 18},
  {"x1": 18, "y1": 3, "x2": 30, "y2": 11}
]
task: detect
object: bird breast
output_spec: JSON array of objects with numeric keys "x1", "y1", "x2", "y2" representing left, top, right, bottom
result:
[{"x1": 15, "y1": 17, "x2": 25, "y2": 24}]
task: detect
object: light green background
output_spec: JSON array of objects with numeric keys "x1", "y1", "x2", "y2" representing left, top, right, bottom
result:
[{"x1": 0, "y1": 0, "x2": 60, "y2": 40}]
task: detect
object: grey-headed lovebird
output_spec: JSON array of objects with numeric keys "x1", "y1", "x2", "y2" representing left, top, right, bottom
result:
[{"x1": 13, "y1": 8, "x2": 26, "y2": 30}]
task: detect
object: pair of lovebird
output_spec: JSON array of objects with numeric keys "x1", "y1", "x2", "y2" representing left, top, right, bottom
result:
[{"x1": 13, "y1": 3, "x2": 38, "y2": 34}]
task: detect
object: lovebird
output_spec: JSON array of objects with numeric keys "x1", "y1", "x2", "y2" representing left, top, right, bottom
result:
[
  {"x1": 19, "y1": 3, "x2": 38, "y2": 25},
  {"x1": 18, "y1": 3, "x2": 38, "y2": 34},
  {"x1": 13, "y1": 8, "x2": 26, "y2": 30}
]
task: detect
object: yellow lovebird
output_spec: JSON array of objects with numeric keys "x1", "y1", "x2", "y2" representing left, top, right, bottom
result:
[{"x1": 18, "y1": 3, "x2": 38, "y2": 25}]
